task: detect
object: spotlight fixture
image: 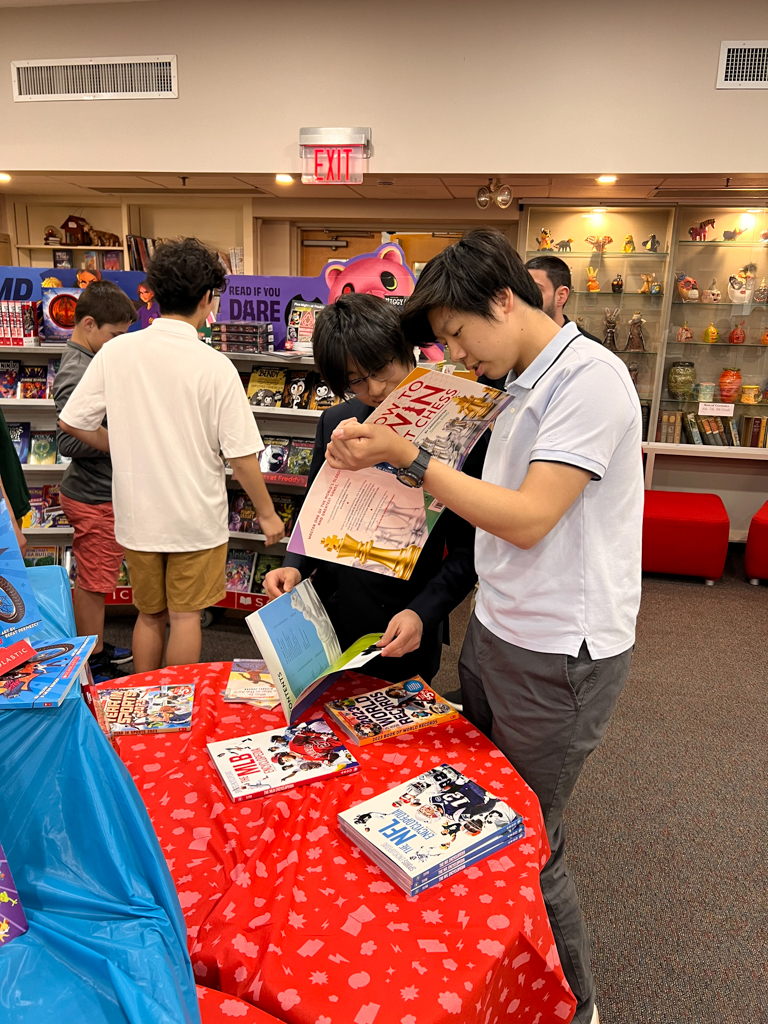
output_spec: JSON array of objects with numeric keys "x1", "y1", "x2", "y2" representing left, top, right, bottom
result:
[
  {"x1": 275, "y1": 174, "x2": 294, "y2": 184},
  {"x1": 596, "y1": 175, "x2": 617, "y2": 184},
  {"x1": 0, "y1": 173, "x2": 10, "y2": 183},
  {"x1": 475, "y1": 178, "x2": 513, "y2": 210}
]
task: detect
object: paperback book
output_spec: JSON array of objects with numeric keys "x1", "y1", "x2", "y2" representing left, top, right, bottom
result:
[
  {"x1": 259, "y1": 436, "x2": 290, "y2": 475},
  {"x1": 0, "y1": 635, "x2": 97, "y2": 710},
  {"x1": 338, "y1": 763, "x2": 525, "y2": 896},
  {"x1": 225, "y1": 548, "x2": 257, "y2": 592},
  {"x1": 0, "y1": 360, "x2": 21, "y2": 398},
  {"x1": 208, "y1": 717, "x2": 360, "y2": 802},
  {"x1": 285, "y1": 440, "x2": 314, "y2": 476},
  {"x1": 247, "y1": 366, "x2": 287, "y2": 407},
  {"x1": 245, "y1": 578, "x2": 382, "y2": 723},
  {"x1": 0, "y1": 498, "x2": 43, "y2": 643},
  {"x1": 223, "y1": 659, "x2": 280, "y2": 708},
  {"x1": 281, "y1": 369, "x2": 313, "y2": 409},
  {"x1": 18, "y1": 365, "x2": 47, "y2": 400},
  {"x1": 0, "y1": 843, "x2": 28, "y2": 946},
  {"x1": 42, "y1": 288, "x2": 79, "y2": 341},
  {"x1": 309, "y1": 376, "x2": 339, "y2": 410},
  {"x1": 285, "y1": 299, "x2": 324, "y2": 354},
  {"x1": 7, "y1": 423, "x2": 30, "y2": 464},
  {"x1": 325, "y1": 676, "x2": 457, "y2": 745},
  {"x1": 28, "y1": 431, "x2": 57, "y2": 465},
  {"x1": 252, "y1": 553, "x2": 283, "y2": 593},
  {"x1": 98, "y1": 682, "x2": 195, "y2": 734}
]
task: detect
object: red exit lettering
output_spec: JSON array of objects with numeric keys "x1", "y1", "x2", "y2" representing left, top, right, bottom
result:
[{"x1": 311, "y1": 147, "x2": 355, "y2": 183}]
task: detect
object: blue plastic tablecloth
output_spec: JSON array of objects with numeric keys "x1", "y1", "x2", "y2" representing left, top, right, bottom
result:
[{"x1": 0, "y1": 693, "x2": 201, "y2": 1023}]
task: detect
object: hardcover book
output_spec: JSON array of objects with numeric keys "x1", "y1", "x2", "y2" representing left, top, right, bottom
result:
[
  {"x1": 208, "y1": 717, "x2": 360, "y2": 802},
  {"x1": 28, "y1": 431, "x2": 57, "y2": 465},
  {"x1": 225, "y1": 548, "x2": 257, "y2": 592},
  {"x1": 42, "y1": 288, "x2": 79, "y2": 341},
  {"x1": 247, "y1": 366, "x2": 286, "y2": 407},
  {"x1": 7, "y1": 422, "x2": 30, "y2": 464},
  {"x1": 223, "y1": 659, "x2": 280, "y2": 708},
  {"x1": 0, "y1": 635, "x2": 97, "y2": 710},
  {"x1": 0, "y1": 360, "x2": 21, "y2": 398},
  {"x1": 102, "y1": 251, "x2": 121, "y2": 271},
  {"x1": 18, "y1": 365, "x2": 47, "y2": 400},
  {"x1": 0, "y1": 843, "x2": 28, "y2": 946},
  {"x1": 325, "y1": 677, "x2": 457, "y2": 745},
  {"x1": 98, "y1": 682, "x2": 195, "y2": 734}
]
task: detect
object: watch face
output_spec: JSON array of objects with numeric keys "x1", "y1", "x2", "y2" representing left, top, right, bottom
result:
[{"x1": 397, "y1": 470, "x2": 420, "y2": 488}]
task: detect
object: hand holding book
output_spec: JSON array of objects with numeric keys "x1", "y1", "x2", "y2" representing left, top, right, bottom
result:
[{"x1": 326, "y1": 418, "x2": 417, "y2": 473}]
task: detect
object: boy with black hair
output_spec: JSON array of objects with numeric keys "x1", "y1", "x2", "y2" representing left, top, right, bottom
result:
[
  {"x1": 324, "y1": 229, "x2": 643, "y2": 1024},
  {"x1": 59, "y1": 238, "x2": 284, "y2": 672},
  {"x1": 54, "y1": 280, "x2": 138, "y2": 680},
  {"x1": 264, "y1": 292, "x2": 481, "y2": 684}
]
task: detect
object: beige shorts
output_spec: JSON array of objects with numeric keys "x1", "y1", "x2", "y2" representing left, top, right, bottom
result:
[{"x1": 124, "y1": 543, "x2": 228, "y2": 614}]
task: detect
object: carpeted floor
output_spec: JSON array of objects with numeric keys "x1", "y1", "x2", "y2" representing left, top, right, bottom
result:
[{"x1": 104, "y1": 546, "x2": 768, "y2": 1024}]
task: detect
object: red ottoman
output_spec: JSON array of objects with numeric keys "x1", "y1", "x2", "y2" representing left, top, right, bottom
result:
[
  {"x1": 643, "y1": 490, "x2": 730, "y2": 584},
  {"x1": 745, "y1": 500, "x2": 768, "y2": 584}
]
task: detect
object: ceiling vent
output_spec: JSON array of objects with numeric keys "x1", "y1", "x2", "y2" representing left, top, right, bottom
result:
[
  {"x1": 716, "y1": 41, "x2": 768, "y2": 88},
  {"x1": 11, "y1": 55, "x2": 177, "y2": 101}
]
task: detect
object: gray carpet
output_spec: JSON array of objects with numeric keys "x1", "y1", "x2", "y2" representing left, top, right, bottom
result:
[{"x1": 104, "y1": 549, "x2": 768, "y2": 1023}]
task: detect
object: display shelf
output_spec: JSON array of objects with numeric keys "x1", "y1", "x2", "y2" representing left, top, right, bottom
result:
[
  {"x1": 659, "y1": 396, "x2": 768, "y2": 407},
  {"x1": 0, "y1": 398, "x2": 55, "y2": 409},
  {"x1": 228, "y1": 531, "x2": 290, "y2": 545},
  {"x1": 218, "y1": 350, "x2": 317, "y2": 366},
  {"x1": 22, "y1": 464, "x2": 66, "y2": 473},
  {"x1": 104, "y1": 585, "x2": 269, "y2": 611},
  {"x1": 251, "y1": 406, "x2": 322, "y2": 422},
  {"x1": 669, "y1": 342, "x2": 768, "y2": 348},
  {"x1": 671, "y1": 300, "x2": 768, "y2": 307},
  {"x1": 525, "y1": 250, "x2": 668, "y2": 258},
  {"x1": 643, "y1": 441, "x2": 768, "y2": 460},
  {"x1": 22, "y1": 526, "x2": 74, "y2": 536},
  {"x1": 0, "y1": 343, "x2": 65, "y2": 352},
  {"x1": 677, "y1": 240, "x2": 768, "y2": 249},
  {"x1": 15, "y1": 244, "x2": 124, "y2": 252},
  {"x1": 571, "y1": 291, "x2": 664, "y2": 298}
]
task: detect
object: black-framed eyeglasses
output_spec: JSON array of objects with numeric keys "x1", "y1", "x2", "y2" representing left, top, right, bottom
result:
[{"x1": 346, "y1": 362, "x2": 397, "y2": 395}]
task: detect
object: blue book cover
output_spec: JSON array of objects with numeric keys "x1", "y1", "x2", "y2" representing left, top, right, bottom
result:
[
  {"x1": 0, "y1": 634, "x2": 96, "y2": 709},
  {"x1": 0, "y1": 843, "x2": 28, "y2": 945},
  {"x1": 0, "y1": 499, "x2": 42, "y2": 644}
]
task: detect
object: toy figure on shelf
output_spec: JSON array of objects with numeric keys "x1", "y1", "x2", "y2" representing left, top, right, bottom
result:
[
  {"x1": 554, "y1": 238, "x2": 573, "y2": 251},
  {"x1": 642, "y1": 234, "x2": 661, "y2": 252},
  {"x1": 625, "y1": 311, "x2": 646, "y2": 352},
  {"x1": 722, "y1": 227, "x2": 746, "y2": 241},
  {"x1": 60, "y1": 215, "x2": 90, "y2": 245},
  {"x1": 676, "y1": 322, "x2": 693, "y2": 344},
  {"x1": 675, "y1": 273, "x2": 698, "y2": 302},
  {"x1": 575, "y1": 316, "x2": 589, "y2": 334},
  {"x1": 586, "y1": 267, "x2": 600, "y2": 292},
  {"x1": 603, "y1": 308, "x2": 620, "y2": 352},
  {"x1": 537, "y1": 229, "x2": 555, "y2": 250},
  {"x1": 702, "y1": 322, "x2": 719, "y2": 344},
  {"x1": 700, "y1": 278, "x2": 721, "y2": 303},
  {"x1": 754, "y1": 278, "x2": 768, "y2": 304},
  {"x1": 85, "y1": 224, "x2": 121, "y2": 248},
  {"x1": 761, "y1": 329, "x2": 768, "y2": 345},
  {"x1": 585, "y1": 234, "x2": 613, "y2": 252},
  {"x1": 728, "y1": 321, "x2": 746, "y2": 345},
  {"x1": 627, "y1": 362, "x2": 640, "y2": 389},
  {"x1": 760, "y1": 229, "x2": 768, "y2": 243},
  {"x1": 639, "y1": 273, "x2": 656, "y2": 294},
  {"x1": 650, "y1": 279, "x2": 662, "y2": 295},
  {"x1": 622, "y1": 234, "x2": 636, "y2": 253},
  {"x1": 43, "y1": 225, "x2": 63, "y2": 245},
  {"x1": 688, "y1": 219, "x2": 716, "y2": 241},
  {"x1": 612, "y1": 274, "x2": 623, "y2": 293},
  {"x1": 728, "y1": 263, "x2": 757, "y2": 303}
]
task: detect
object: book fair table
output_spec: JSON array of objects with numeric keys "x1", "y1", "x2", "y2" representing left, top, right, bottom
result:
[{"x1": 102, "y1": 663, "x2": 577, "y2": 1024}]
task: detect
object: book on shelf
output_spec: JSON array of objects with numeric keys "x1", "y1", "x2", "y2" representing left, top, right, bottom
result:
[
  {"x1": 0, "y1": 301, "x2": 39, "y2": 346},
  {"x1": 208, "y1": 717, "x2": 360, "y2": 803},
  {"x1": 18, "y1": 364, "x2": 46, "y2": 400},
  {"x1": 281, "y1": 369, "x2": 314, "y2": 409},
  {"x1": 287, "y1": 368, "x2": 511, "y2": 580},
  {"x1": 245, "y1": 577, "x2": 382, "y2": 723},
  {"x1": 0, "y1": 843, "x2": 29, "y2": 946},
  {"x1": 285, "y1": 299, "x2": 325, "y2": 355},
  {"x1": 285, "y1": 439, "x2": 314, "y2": 476},
  {"x1": 696, "y1": 416, "x2": 715, "y2": 445},
  {"x1": 750, "y1": 417, "x2": 762, "y2": 448},
  {"x1": 683, "y1": 412, "x2": 703, "y2": 445},
  {"x1": 225, "y1": 548, "x2": 257, "y2": 592},
  {"x1": 272, "y1": 492, "x2": 299, "y2": 534},
  {"x1": 96, "y1": 682, "x2": 195, "y2": 734},
  {"x1": 22, "y1": 545, "x2": 58, "y2": 567},
  {"x1": 228, "y1": 490, "x2": 299, "y2": 537},
  {"x1": 8, "y1": 422, "x2": 30, "y2": 463},
  {"x1": 211, "y1": 321, "x2": 274, "y2": 354},
  {"x1": 325, "y1": 676, "x2": 457, "y2": 746},
  {"x1": 259, "y1": 436, "x2": 290, "y2": 474},
  {"x1": 28, "y1": 431, "x2": 57, "y2": 465},
  {"x1": 727, "y1": 418, "x2": 741, "y2": 446},
  {"x1": 45, "y1": 358, "x2": 60, "y2": 398},
  {"x1": 0, "y1": 635, "x2": 97, "y2": 710},
  {"x1": 22, "y1": 485, "x2": 68, "y2": 529},
  {"x1": 82, "y1": 250, "x2": 98, "y2": 272},
  {"x1": 126, "y1": 234, "x2": 162, "y2": 272},
  {"x1": 251, "y1": 553, "x2": 283, "y2": 593},
  {"x1": 42, "y1": 288, "x2": 79, "y2": 341},
  {"x1": 247, "y1": 365, "x2": 287, "y2": 407},
  {"x1": 338, "y1": 763, "x2": 525, "y2": 896},
  {"x1": 309, "y1": 375, "x2": 339, "y2": 410},
  {"x1": 0, "y1": 360, "x2": 21, "y2": 398},
  {"x1": 102, "y1": 251, "x2": 122, "y2": 271},
  {"x1": 223, "y1": 659, "x2": 280, "y2": 708},
  {"x1": 52, "y1": 249, "x2": 74, "y2": 269}
]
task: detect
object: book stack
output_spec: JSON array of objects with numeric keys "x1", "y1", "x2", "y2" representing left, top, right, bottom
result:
[
  {"x1": 126, "y1": 235, "x2": 164, "y2": 271},
  {"x1": 739, "y1": 415, "x2": 768, "y2": 448},
  {"x1": 228, "y1": 490, "x2": 299, "y2": 536},
  {"x1": 338, "y1": 763, "x2": 525, "y2": 896},
  {"x1": 0, "y1": 301, "x2": 41, "y2": 345},
  {"x1": 659, "y1": 412, "x2": 745, "y2": 447},
  {"x1": 21, "y1": 486, "x2": 69, "y2": 529},
  {"x1": 325, "y1": 677, "x2": 457, "y2": 745},
  {"x1": 229, "y1": 247, "x2": 245, "y2": 275},
  {"x1": 211, "y1": 321, "x2": 274, "y2": 354},
  {"x1": 246, "y1": 366, "x2": 338, "y2": 410},
  {"x1": 0, "y1": 635, "x2": 96, "y2": 710}
]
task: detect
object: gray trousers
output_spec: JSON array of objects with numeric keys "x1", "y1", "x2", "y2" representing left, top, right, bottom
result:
[{"x1": 458, "y1": 613, "x2": 632, "y2": 1024}]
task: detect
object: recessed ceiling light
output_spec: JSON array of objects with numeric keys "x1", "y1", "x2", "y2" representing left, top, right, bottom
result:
[
  {"x1": 0, "y1": 173, "x2": 11, "y2": 183},
  {"x1": 596, "y1": 175, "x2": 617, "y2": 184},
  {"x1": 747, "y1": 208, "x2": 763, "y2": 213},
  {"x1": 275, "y1": 174, "x2": 293, "y2": 184},
  {"x1": 592, "y1": 207, "x2": 607, "y2": 213}
]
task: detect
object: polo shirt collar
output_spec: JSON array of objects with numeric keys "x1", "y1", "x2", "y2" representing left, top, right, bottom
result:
[
  {"x1": 148, "y1": 317, "x2": 200, "y2": 340},
  {"x1": 505, "y1": 320, "x2": 581, "y2": 392},
  {"x1": 66, "y1": 339, "x2": 94, "y2": 359}
]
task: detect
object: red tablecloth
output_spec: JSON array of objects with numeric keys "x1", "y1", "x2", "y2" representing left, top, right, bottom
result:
[{"x1": 104, "y1": 664, "x2": 576, "y2": 1024}]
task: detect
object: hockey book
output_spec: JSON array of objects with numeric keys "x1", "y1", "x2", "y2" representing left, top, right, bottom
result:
[
  {"x1": 97, "y1": 682, "x2": 195, "y2": 734},
  {"x1": 287, "y1": 367, "x2": 511, "y2": 580},
  {"x1": 245, "y1": 578, "x2": 382, "y2": 723},
  {"x1": 0, "y1": 843, "x2": 28, "y2": 946},
  {"x1": 223, "y1": 659, "x2": 280, "y2": 708},
  {"x1": 325, "y1": 676, "x2": 457, "y2": 745},
  {"x1": 338, "y1": 763, "x2": 525, "y2": 896},
  {"x1": 0, "y1": 634, "x2": 97, "y2": 710},
  {"x1": 208, "y1": 717, "x2": 359, "y2": 802}
]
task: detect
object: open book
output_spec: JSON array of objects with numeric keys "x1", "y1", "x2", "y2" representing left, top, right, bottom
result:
[
  {"x1": 245, "y1": 579, "x2": 381, "y2": 724},
  {"x1": 286, "y1": 367, "x2": 511, "y2": 580}
]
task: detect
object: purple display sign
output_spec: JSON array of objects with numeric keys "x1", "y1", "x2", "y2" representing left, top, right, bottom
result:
[{"x1": 0, "y1": 842, "x2": 28, "y2": 945}]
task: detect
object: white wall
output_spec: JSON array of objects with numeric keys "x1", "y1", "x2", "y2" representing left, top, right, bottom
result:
[{"x1": 1, "y1": 0, "x2": 767, "y2": 174}]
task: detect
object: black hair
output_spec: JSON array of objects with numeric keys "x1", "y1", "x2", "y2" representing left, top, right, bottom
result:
[
  {"x1": 312, "y1": 293, "x2": 416, "y2": 399},
  {"x1": 401, "y1": 229, "x2": 543, "y2": 347},
  {"x1": 74, "y1": 280, "x2": 137, "y2": 327},
  {"x1": 146, "y1": 237, "x2": 226, "y2": 316},
  {"x1": 524, "y1": 254, "x2": 572, "y2": 293}
]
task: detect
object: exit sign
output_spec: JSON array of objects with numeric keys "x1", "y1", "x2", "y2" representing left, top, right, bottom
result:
[{"x1": 299, "y1": 126, "x2": 371, "y2": 185}]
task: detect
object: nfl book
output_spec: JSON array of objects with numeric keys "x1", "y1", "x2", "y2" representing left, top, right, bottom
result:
[
  {"x1": 0, "y1": 360, "x2": 21, "y2": 398},
  {"x1": 223, "y1": 659, "x2": 280, "y2": 708},
  {"x1": 338, "y1": 763, "x2": 525, "y2": 896},
  {"x1": 18, "y1": 365, "x2": 47, "y2": 400},
  {"x1": 247, "y1": 366, "x2": 287, "y2": 407},
  {"x1": 225, "y1": 548, "x2": 257, "y2": 592},
  {"x1": 0, "y1": 843, "x2": 28, "y2": 946},
  {"x1": 325, "y1": 676, "x2": 457, "y2": 745},
  {"x1": 98, "y1": 682, "x2": 195, "y2": 734},
  {"x1": 7, "y1": 423, "x2": 30, "y2": 464},
  {"x1": 208, "y1": 717, "x2": 360, "y2": 802},
  {"x1": 0, "y1": 635, "x2": 97, "y2": 710}
]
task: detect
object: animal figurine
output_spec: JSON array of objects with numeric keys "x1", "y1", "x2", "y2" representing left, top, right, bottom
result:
[
  {"x1": 84, "y1": 224, "x2": 121, "y2": 247},
  {"x1": 700, "y1": 278, "x2": 721, "y2": 303},
  {"x1": 586, "y1": 267, "x2": 600, "y2": 292},
  {"x1": 603, "y1": 308, "x2": 620, "y2": 352},
  {"x1": 43, "y1": 225, "x2": 63, "y2": 245},
  {"x1": 639, "y1": 273, "x2": 656, "y2": 295},
  {"x1": 702, "y1": 322, "x2": 719, "y2": 344},
  {"x1": 642, "y1": 234, "x2": 661, "y2": 253},
  {"x1": 611, "y1": 275, "x2": 623, "y2": 293},
  {"x1": 722, "y1": 227, "x2": 746, "y2": 241},
  {"x1": 675, "y1": 273, "x2": 698, "y2": 302},
  {"x1": 728, "y1": 321, "x2": 746, "y2": 345},
  {"x1": 585, "y1": 235, "x2": 613, "y2": 252},
  {"x1": 688, "y1": 219, "x2": 716, "y2": 241},
  {"x1": 625, "y1": 311, "x2": 646, "y2": 352},
  {"x1": 760, "y1": 230, "x2": 768, "y2": 243},
  {"x1": 676, "y1": 322, "x2": 693, "y2": 344},
  {"x1": 622, "y1": 234, "x2": 636, "y2": 253},
  {"x1": 537, "y1": 229, "x2": 555, "y2": 250},
  {"x1": 554, "y1": 238, "x2": 573, "y2": 251},
  {"x1": 727, "y1": 262, "x2": 757, "y2": 303}
]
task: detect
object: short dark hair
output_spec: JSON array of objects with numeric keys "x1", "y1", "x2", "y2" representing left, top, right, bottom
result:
[
  {"x1": 524, "y1": 254, "x2": 572, "y2": 293},
  {"x1": 146, "y1": 237, "x2": 226, "y2": 316},
  {"x1": 401, "y1": 229, "x2": 543, "y2": 348},
  {"x1": 74, "y1": 280, "x2": 137, "y2": 327},
  {"x1": 312, "y1": 294, "x2": 416, "y2": 399}
]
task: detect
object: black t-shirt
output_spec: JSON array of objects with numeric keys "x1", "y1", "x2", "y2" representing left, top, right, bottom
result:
[{"x1": 0, "y1": 408, "x2": 30, "y2": 519}]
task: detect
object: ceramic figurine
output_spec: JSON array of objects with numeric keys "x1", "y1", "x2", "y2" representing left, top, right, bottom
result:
[
  {"x1": 575, "y1": 316, "x2": 589, "y2": 334},
  {"x1": 586, "y1": 267, "x2": 600, "y2": 292},
  {"x1": 702, "y1": 322, "x2": 719, "y2": 344},
  {"x1": 585, "y1": 234, "x2": 613, "y2": 252},
  {"x1": 688, "y1": 218, "x2": 716, "y2": 241},
  {"x1": 650, "y1": 280, "x2": 662, "y2": 295},
  {"x1": 625, "y1": 311, "x2": 646, "y2": 352},
  {"x1": 628, "y1": 362, "x2": 640, "y2": 389},
  {"x1": 537, "y1": 228, "x2": 555, "y2": 250},
  {"x1": 718, "y1": 367, "x2": 742, "y2": 402},
  {"x1": 729, "y1": 321, "x2": 746, "y2": 345},
  {"x1": 554, "y1": 238, "x2": 573, "y2": 251},
  {"x1": 700, "y1": 278, "x2": 721, "y2": 303},
  {"x1": 722, "y1": 227, "x2": 746, "y2": 241},
  {"x1": 642, "y1": 234, "x2": 661, "y2": 252},
  {"x1": 667, "y1": 361, "x2": 696, "y2": 399},
  {"x1": 676, "y1": 322, "x2": 693, "y2": 344},
  {"x1": 622, "y1": 234, "x2": 636, "y2": 253},
  {"x1": 754, "y1": 278, "x2": 768, "y2": 304},
  {"x1": 639, "y1": 273, "x2": 657, "y2": 295},
  {"x1": 603, "y1": 307, "x2": 620, "y2": 352},
  {"x1": 612, "y1": 274, "x2": 623, "y2": 293},
  {"x1": 760, "y1": 229, "x2": 768, "y2": 243},
  {"x1": 761, "y1": 329, "x2": 768, "y2": 346},
  {"x1": 676, "y1": 273, "x2": 698, "y2": 302},
  {"x1": 728, "y1": 262, "x2": 757, "y2": 303}
]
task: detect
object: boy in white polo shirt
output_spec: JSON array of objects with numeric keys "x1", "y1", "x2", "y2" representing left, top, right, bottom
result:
[
  {"x1": 324, "y1": 230, "x2": 643, "y2": 1024},
  {"x1": 59, "y1": 239, "x2": 284, "y2": 672}
]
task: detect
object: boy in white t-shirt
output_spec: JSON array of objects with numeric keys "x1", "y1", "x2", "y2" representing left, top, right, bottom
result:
[{"x1": 60, "y1": 238, "x2": 284, "y2": 671}]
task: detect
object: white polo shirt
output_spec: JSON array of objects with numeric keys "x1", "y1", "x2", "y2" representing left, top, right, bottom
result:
[
  {"x1": 60, "y1": 318, "x2": 263, "y2": 552},
  {"x1": 475, "y1": 321, "x2": 643, "y2": 659}
]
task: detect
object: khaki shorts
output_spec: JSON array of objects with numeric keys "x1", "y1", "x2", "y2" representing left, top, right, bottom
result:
[{"x1": 124, "y1": 543, "x2": 228, "y2": 614}]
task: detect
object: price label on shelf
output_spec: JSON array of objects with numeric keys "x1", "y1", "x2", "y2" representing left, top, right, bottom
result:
[{"x1": 698, "y1": 402, "x2": 734, "y2": 416}]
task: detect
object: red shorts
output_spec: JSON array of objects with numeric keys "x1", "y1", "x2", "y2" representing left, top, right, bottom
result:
[{"x1": 59, "y1": 493, "x2": 124, "y2": 594}]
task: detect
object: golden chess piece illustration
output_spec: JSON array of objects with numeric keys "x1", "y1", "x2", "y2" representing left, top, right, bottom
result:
[
  {"x1": 321, "y1": 534, "x2": 421, "y2": 579},
  {"x1": 452, "y1": 393, "x2": 495, "y2": 419}
]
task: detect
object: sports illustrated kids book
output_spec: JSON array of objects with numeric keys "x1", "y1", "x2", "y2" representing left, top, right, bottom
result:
[
  {"x1": 338, "y1": 763, "x2": 525, "y2": 896},
  {"x1": 325, "y1": 676, "x2": 457, "y2": 745},
  {"x1": 245, "y1": 578, "x2": 382, "y2": 724},
  {"x1": 0, "y1": 635, "x2": 97, "y2": 710},
  {"x1": 0, "y1": 843, "x2": 28, "y2": 946},
  {"x1": 208, "y1": 717, "x2": 360, "y2": 802},
  {"x1": 287, "y1": 367, "x2": 511, "y2": 580},
  {"x1": 98, "y1": 683, "x2": 195, "y2": 734},
  {"x1": 223, "y1": 659, "x2": 280, "y2": 708}
]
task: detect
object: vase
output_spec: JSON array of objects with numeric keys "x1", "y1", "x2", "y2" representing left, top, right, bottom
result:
[
  {"x1": 667, "y1": 361, "x2": 696, "y2": 400},
  {"x1": 719, "y1": 367, "x2": 742, "y2": 403}
]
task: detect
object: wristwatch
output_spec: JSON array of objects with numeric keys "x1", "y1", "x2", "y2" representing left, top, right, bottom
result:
[{"x1": 396, "y1": 447, "x2": 432, "y2": 488}]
